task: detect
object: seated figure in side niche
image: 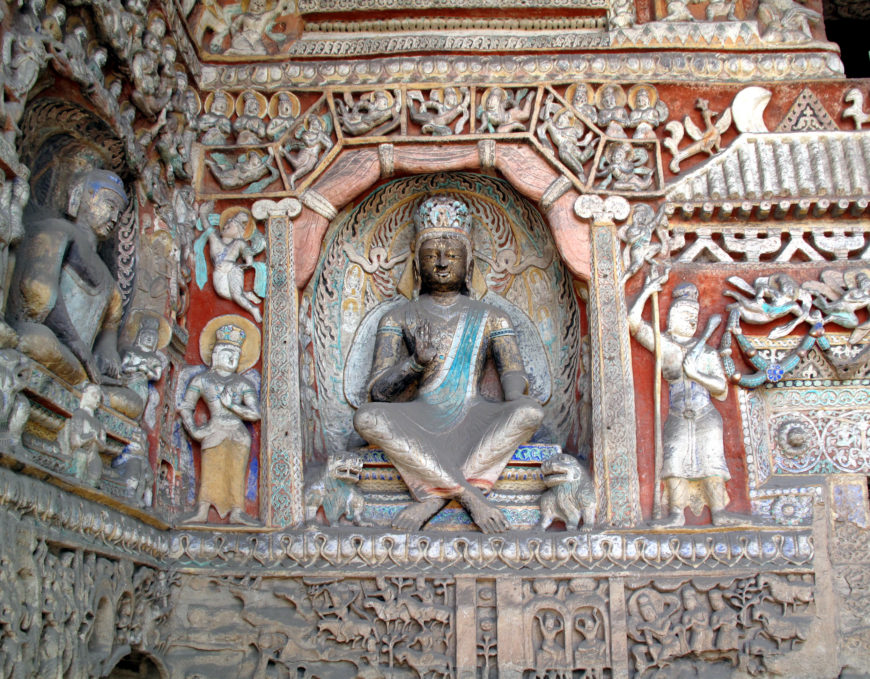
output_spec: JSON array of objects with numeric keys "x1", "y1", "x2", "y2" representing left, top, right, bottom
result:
[
  {"x1": 596, "y1": 84, "x2": 630, "y2": 138},
  {"x1": 352, "y1": 196, "x2": 544, "y2": 533},
  {"x1": 199, "y1": 90, "x2": 233, "y2": 146},
  {"x1": 627, "y1": 84, "x2": 669, "y2": 140},
  {"x1": 6, "y1": 169, "x2": 142, "y2": 417},
  {"x1": 628, "y1": 268, "x2": 744, "y2": 527},
  {"x1": 178, "y1": 318, "x2": 261, "y2": 525},
  {"x1": 121, "y1": 313, "x2": 169, "y2": 407},
  {"x1": 266, "y1": 91, "x2": 298, "y2": 140}
]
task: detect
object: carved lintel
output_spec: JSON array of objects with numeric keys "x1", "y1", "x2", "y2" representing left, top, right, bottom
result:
[
  {"x1": 478, "y1": 139, "x2": 496, "y2": 169},
  {"x1": 378, "y1": 143, "x2": 395, "y2": 178},
  {"x1": 300, "y1": 189, "x2": 338, "y2": 221}
]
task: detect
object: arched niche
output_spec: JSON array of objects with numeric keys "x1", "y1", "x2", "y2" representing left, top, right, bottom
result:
[
  {"x1": 299, "y1": 171, "x2": 586, "y2": 475},
  {"x1": 105, "y1": 651, "x2": 167, "y2": 679},
  {"x1": 264, "y1": 144, "x2": 639, "y2": 528}
]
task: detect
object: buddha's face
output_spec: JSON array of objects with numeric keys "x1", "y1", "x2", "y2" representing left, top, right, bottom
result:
[
  {"x1": 419, "y1": 237, "x2": 467, "y2": 294},
  {"x1": 278, "y1": 98, "x2": 292, "y2": 117},
  {"x1": 81, "y1": 188, "x2": 126, "y2": 240},
  {"x1": 212, "y1": 95, "x2": 228, "y2": 115},
  {"x1": 602, "y1": 88, "x2": 617, "y2": 108},
  {"x1": 148, "y1": 16, "x2": 165, "y2": 38},
  {"x1": 667, "y1": 303, "x2": 698, "y2": 339},
  {"x1": 638, "y1": 598, "x2": 656, "y2": 622},
  {"x1": 223, "y1": 213, "x2": 247, "y2": 239},
  {"x1": 244, "y1": 95, "x2": 259, "y2": 116},
  {"x1": 212, "y1": 345, "x2": 240, "y2": 372}
]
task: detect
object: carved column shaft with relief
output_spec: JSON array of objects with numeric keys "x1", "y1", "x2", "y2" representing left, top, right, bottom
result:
[{"x1": 587, "y1": 218, "x2": 640, "y2": 527}]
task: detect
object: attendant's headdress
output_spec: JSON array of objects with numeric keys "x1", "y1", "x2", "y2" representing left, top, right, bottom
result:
[
  {"x1": 670, "y1": 282, "x2": 699, "y2": 312},
  {"x1": 215, "y1": 323, "x2": 246, "y2": 349}
]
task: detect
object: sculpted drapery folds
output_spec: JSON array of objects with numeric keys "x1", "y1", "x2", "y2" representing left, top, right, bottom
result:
[
  {"x1": 628, "y1": 269, "x2": 744, "y2": 528},
  {"x1": 352, "y1": 195, "x2": 544, "y2": 533}
]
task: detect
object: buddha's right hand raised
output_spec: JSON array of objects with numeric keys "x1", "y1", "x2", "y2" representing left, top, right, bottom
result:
[{"x1": 413, "y1": 320, "x2": 437, "y2": 366}]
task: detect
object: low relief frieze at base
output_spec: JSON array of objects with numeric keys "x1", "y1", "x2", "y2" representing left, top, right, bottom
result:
[
  {"x1": 0, "y1": 508, "x2": 174, "y2": 679},
  {"x1": 167, "y1": 527, "x2": 814, "y2": 573},
  {"x1": 159, "y1": 569, "x2": 821, "y2": 679}
]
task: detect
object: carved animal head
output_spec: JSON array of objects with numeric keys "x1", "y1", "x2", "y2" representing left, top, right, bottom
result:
[
  {"x1": 540, "y1": 454, "x2": 585, "y2": 487},
  {"x1": 329, "y1": 452, "x2": 364, "y2": 484}
]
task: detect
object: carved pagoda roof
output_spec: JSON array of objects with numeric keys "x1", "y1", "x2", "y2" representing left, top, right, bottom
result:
[{"x1": 666, "y1": 131, "x2": 870, "y2": 221}]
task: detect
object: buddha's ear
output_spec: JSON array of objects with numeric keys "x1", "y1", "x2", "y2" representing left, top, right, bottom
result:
[
  {"x1": 396, "y1": 251, "x2": 417, "y2": 300},
  {"x1": 469, "y1": 258, "x2": 487, "y2": 300},
  {"x1": 67, "y1": 181, "x2": 84, "y2": 218}
]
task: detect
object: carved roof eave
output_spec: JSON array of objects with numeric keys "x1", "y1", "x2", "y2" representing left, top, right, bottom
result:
[
  {"x1": 162, "y1": 0, "x2": 844, "y2": 90},
  {"x1": 664, "y1": 130, "x2": 870, "y2": 223}
]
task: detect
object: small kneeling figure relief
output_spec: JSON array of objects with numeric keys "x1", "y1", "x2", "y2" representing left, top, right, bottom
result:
[{"x1": 538, "y1": 454, "x2": 596, "y2": 530}]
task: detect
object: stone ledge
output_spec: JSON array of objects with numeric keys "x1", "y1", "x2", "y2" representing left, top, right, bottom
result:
[
  {"x1": 0, "y1": 465, "x2": 168, "y2": 561},
  {"x1": 168, "y1": 526, "x2": 814, "y2": 573}
]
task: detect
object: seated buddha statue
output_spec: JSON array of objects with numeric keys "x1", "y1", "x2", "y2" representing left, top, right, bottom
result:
[
  {"x1": 6, "y1": 168, "x2": 142, "y2": 417},
  {"x1": 352, "y1": 195, "x2": 545, "y2": 533}
]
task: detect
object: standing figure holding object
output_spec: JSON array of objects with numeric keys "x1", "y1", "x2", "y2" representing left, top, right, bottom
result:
[
  {"x1": 178, "y1": 318, "x2": 261, "y2": 525},
  {"x1": 628, "y1": 269, "x2": 743, "y2": 527}
]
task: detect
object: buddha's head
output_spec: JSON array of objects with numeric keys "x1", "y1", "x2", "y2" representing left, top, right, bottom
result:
[
  {"x1": 212, "y1": 324, "x2": 245, "y2": 373},
  {"x1": 409, "y1": 195, "x2": 474, "y2": 298},
  {"x1": 418, "y1": 237, "x2": 467, "y2": 295},
  {"x1": 135, "y1": 317, "x2": 160, "y2": 352},
  {"x1": 68, "y1": 169, "x2": 128, "y2": 241},
  {"x1": 80, "y1": 383, "x2": 102, "y2": 411}
]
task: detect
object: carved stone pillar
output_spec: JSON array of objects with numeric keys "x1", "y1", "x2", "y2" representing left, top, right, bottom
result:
[
  {"x1": 578, "y1": 195, "x2": 641, "y2": 527},
  {"x1": 261, "y1": 202, "x2": 304, "y2": 526}
]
